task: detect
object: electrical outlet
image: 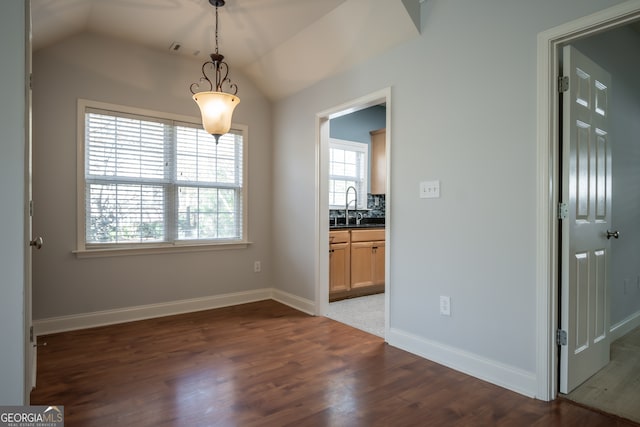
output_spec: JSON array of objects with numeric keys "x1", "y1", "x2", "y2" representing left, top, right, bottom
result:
[
  {"x1": 254, "y1": 261, "x2": 261, "y2": 273},
  {"x1": 439, "y1": 296, "x2": 451, "y2": 316}
]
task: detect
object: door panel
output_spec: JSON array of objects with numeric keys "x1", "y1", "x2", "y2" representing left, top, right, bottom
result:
[
  {"x1": 560, "y1": 45, "x2": 612, "y2": 394},
  {"x1": 373, "y1": 242, "x2": 385, "y2": 286},
  {"x1": 329, "y1": 242, "x2": 350, "y2": 292},
  {"x1": 351, "y1": 242, "x2": 374, "y2": 288}
]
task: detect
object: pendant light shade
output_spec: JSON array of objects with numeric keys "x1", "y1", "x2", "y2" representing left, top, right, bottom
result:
[
  {"x1": 192, "y1": 91, "x2": 239, "y2": 142},
  {"x1": 190, "y1": 0, "x2": 239, "y2": 143}
]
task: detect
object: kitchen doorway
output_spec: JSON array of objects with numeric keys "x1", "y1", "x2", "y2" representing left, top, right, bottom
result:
[{"x1": 315, "y1": 88, "x2": 391, "y2": 340}]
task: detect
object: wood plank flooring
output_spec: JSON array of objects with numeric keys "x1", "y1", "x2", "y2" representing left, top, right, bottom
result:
[{"x1": 31, "y1": 300, "x2": 639, "y2": 426}]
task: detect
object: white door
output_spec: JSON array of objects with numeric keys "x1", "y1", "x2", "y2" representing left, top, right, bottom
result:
[{"x1": 559, "y1": 45, "x2": 614, "y2": 394}]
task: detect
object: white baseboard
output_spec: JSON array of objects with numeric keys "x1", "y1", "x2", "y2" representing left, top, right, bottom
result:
[
  {"x1": 34, "y1": 288, "x2": 274, "y2": 336},
  {"x1": 271, "y1": 289, "x2": 315, "y2": 315},
  {"x1": 387, "y1": 328, "x2": 537, "y2": 398},
  {"x1": 610, "y1": 309, "x2": 640, "y2": 342}
]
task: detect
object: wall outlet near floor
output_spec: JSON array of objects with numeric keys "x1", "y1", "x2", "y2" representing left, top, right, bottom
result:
[
  {"x1": 254, "y1": 261, "x2": 261, "y2": 273},
  {"x1": 439, "y1": 295, "x2": 451, "y2": 316}
]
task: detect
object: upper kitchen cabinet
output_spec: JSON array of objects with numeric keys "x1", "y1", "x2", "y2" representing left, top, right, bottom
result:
[{"x1": 370, "y1": 128, "x2": 386, "y2": 195}]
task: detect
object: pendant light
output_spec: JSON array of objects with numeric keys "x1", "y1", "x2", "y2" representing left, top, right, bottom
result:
[{"x1": 190, "y1": 0, "x2": 240, "y2": 144}]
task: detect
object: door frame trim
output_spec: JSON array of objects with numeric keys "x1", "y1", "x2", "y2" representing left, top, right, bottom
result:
[
  {"x1": 536, "y1": 0, "x2": 640, "y2": 401},
  {"x1": 24, "y1": 0, "x2": 34, "y2": 402},
  {"x1": 314, "y1": 88, "x2": 391, "y2": 338}
]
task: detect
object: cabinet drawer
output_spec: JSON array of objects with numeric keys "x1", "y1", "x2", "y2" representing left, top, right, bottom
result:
[
  {"x1": 350, "y1": 229, "x2": 385, "y2": 242},
  {"x1": 329, "y1": 230, "x2": 350, "y2": 244}
]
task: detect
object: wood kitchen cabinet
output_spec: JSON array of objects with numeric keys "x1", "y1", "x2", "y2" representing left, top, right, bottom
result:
[
  {"x1": 370, "y1": 128, "x2": 386, "y2": 195},
  {"x1": 329, "y1": 231, "x2": 350, "y2": 293},
  {"x1": 373, "y1": 241, "x2": 385, "y2": 284},
  {"x1": 350, "y1": 229, "x2": 385, "y2": 289},
  {"x1": 329, "y1": 228, "x2": 385, "y2": 301}
]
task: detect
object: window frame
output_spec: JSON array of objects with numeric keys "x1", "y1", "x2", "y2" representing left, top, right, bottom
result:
[
  {"x1": 328, "y1": 138, "x2": 369, "y2": 210},
  {"x1": 75, "y1": 99, "x2": 249, "y2": 258}
]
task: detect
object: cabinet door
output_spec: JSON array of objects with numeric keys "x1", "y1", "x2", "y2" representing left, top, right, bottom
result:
[
  {"x1": 372, "y1": 241, "x2": 385, "y2": 286},
  {"x1": 330, "y1": 243, "x2": 350, "y2": 292},
  {"x1": 370, "y1": 129, "x2": 386, "y2": 194},
  {"x1": 351, "y1": 242, "x2": 374, "y2": 288}
]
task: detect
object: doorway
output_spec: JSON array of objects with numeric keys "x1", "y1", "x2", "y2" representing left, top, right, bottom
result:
[
  {"x1": 315, "y1": 88, "x2": 391, "y2": 340},
  {"x1": 558, "y1": 27, "x2": 640, "y2": 423},
  {"x1": 536, "y1": 0, "x2": 640, "y2": 406}
]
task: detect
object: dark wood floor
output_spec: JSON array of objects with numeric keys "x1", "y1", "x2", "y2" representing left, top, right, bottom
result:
[{"x1": 31, "y1": 300, "x2": 638, "y2": 426}]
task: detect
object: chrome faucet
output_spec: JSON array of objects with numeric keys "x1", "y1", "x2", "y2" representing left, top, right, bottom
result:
[{"x1": 345, "y1": 186, "x2": 358, "y2": 225}]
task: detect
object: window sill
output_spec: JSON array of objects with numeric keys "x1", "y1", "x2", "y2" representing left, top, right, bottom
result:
[{"x1": 73, "y1": 241, "x2": 252, "y2": 259}]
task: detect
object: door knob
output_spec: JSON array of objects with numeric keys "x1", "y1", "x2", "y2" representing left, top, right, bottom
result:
[
  {"x1": 606, "y1": 230, "x2": 619, "y2": 240},
  {"x1": 30, "y1": 236, "x2": 43, "y2": 249}
]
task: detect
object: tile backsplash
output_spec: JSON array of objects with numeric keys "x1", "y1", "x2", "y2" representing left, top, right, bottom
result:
[{"x1": 329, "y1": 194, "x2": 385, "y2": 220}]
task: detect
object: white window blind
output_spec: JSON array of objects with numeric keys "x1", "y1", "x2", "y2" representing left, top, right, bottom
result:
[
  {"x1": 329, "y1": 139, "x2": 368, "y2": 209},
  {"x1": 84, "y1": 107, "x2": 244, "y2": 247}
]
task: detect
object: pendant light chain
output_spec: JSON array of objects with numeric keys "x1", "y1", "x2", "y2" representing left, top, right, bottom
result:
[{"x1": 215, "y1": 4, "x2": 220, "y2": 55}]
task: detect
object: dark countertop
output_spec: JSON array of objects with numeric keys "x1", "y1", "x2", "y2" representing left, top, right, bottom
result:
[
  {"x1": 330, "y1": 224, "x2": 385, "y2": 230},
  {"x1": 330, "y1": 219, "x2": 385, "y2": 230}
]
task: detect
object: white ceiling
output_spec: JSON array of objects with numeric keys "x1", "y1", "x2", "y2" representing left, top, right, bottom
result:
[{"x1": 31, "y1": 0, "x2": 421, "y2": 100}]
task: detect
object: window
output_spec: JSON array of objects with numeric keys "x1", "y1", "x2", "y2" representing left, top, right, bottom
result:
[
  {"x1": 329, "y1": 139, "x2": 368, "y2": 209},
  {"x1": 78, "y1": 100, "x2": 246, "y2": 252}
]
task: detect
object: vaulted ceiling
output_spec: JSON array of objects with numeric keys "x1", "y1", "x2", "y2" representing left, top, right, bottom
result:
[{"x1": 31, "y1": 0, "x2": 421, "y2": 100}]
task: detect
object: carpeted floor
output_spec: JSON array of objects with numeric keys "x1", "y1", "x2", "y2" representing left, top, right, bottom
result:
[
  {"x1": 326, "y1": 293, "x2": 385, "y2": 338},
  {"x1": 565, "y1": 326, "x2": 640, "y2": 424}
]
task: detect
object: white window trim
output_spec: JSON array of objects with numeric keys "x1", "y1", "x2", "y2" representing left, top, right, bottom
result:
[
  {"x1": 75, "y1": 99, "x2": 250, "y2": 257},
  {"x1": 328, "y1": 138, "x2": 369, "y2": 210}
]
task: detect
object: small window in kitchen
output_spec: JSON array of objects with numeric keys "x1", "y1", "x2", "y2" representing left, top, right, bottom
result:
[{"x1": 329, "y1": 139, "x2": 368, "y2": 209}]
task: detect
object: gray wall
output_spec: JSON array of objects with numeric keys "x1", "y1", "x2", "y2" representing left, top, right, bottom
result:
[
  {"x1": 271, "y1": 0, "x2": 629, "y2": 396},
  {"x1": 32, "y1": 33, "x2": 274, "y2": 319},
  {"x1": 574, "y1": 27, "x2": 640, "y2": 327},
  {"x1": 0, "y1": 1, "x2": 26, "y2": 404},
  {"x1": 330, "y1": 105, "x2": 386, "y2": 143}
]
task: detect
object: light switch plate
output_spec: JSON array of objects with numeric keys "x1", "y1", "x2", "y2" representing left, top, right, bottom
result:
[
  {"x1": 440, "y1": 295, "x2": 451, "y2": 316},
  {"x1": 420, "y1": 180, "x2": 440, "y2": 199}
]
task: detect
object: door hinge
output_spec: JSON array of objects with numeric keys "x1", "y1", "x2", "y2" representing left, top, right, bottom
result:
[
  {"x1": 558, "y1": 76, "x2": 569, "y2": 93},
  {"x1": 29, "y1": 200, "x2": 33, "y2": 217},
  {"x1": 556, "y1": 329, "x2": 567, "y2": 346},
  {"x1": 558, "y1": 202, "x2": 568, "y2": 220},
  {"x1": 30, "y1": 326, "x2": 34, "y2": 343}
]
